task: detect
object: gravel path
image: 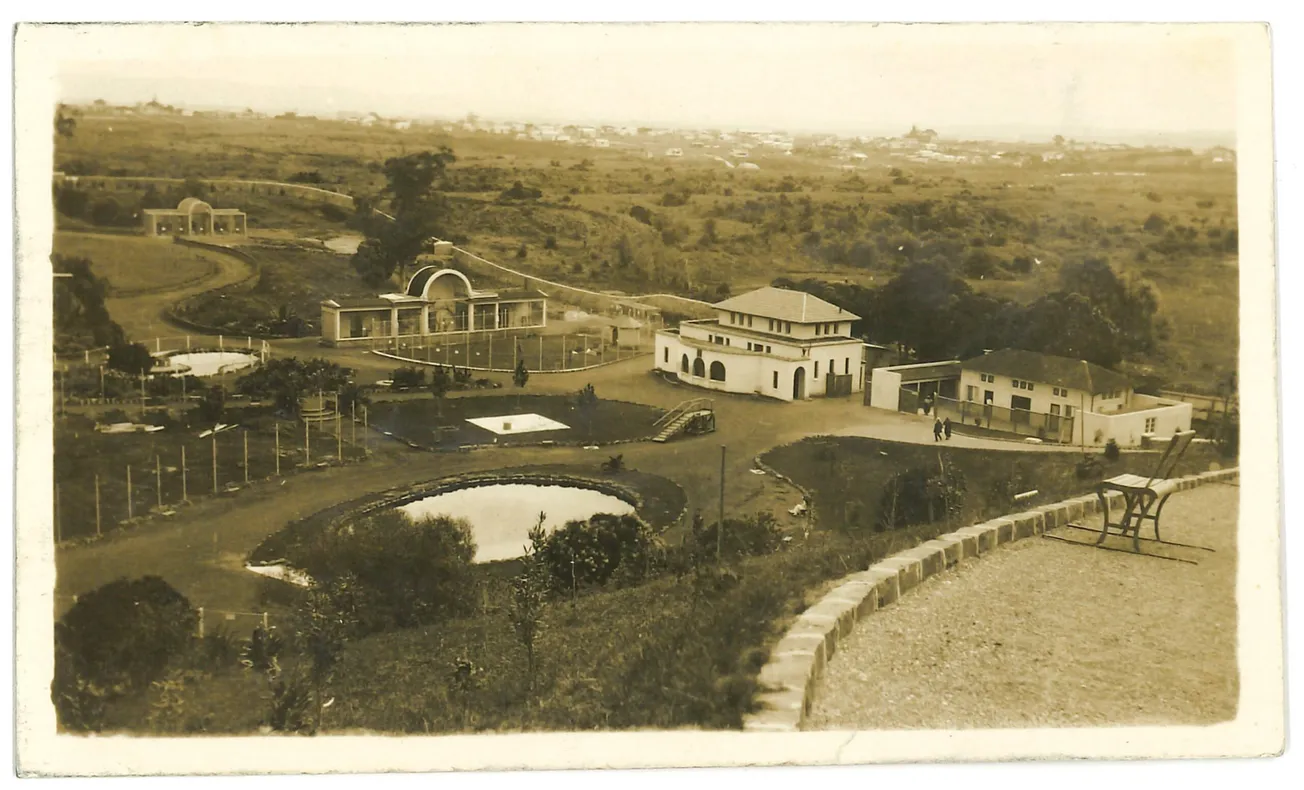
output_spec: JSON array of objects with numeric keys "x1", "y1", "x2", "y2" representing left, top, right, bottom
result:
[{"x1": 806, "y1": 483, "x2": 1240, "y2": 730}]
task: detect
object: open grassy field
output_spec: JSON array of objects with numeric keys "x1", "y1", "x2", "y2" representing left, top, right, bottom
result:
[
  {"x1": 171, "y1": 240, "x2": 373, "y2": 337},
  {"x1": 368, "y1": 393, "x2": 667, "y2": 448},
  {"x1": 52, "y1": 231, "x2": 224, "y2": 296}
]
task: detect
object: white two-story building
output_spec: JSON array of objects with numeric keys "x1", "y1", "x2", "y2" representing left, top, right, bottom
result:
[{"x1": 653, "y1": 286, "x2": 866, "y2": 401}]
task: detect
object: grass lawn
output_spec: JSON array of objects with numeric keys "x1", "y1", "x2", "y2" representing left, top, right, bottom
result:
[
  {"x1": 53, "y1": 231, "x2": 224, "y2": 296},
  {"x1": 173, "y1": 241, "x2": 373, "y2": 336},
  {"x1": 367, "y1": 393, "x2": 666, "y2": 448},
  {"x1": 54, "y1": 406, "x2": 367, "y2": 543},
  {"x1": 762, "y1": 435, "x2": 1228, "y2": 532}
]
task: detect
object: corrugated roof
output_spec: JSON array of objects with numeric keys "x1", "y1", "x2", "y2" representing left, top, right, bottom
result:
[
  {"x1": 961, "y1": 349, "x2": 1130, "y2": 395},
  {"x1": 713, "y1": 286, "x2": 860, "y2": 323}
]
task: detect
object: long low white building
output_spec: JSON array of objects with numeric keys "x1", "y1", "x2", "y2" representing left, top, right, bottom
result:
[{"x1": 654, "y1": 286, "x2": 866, "y2": 401}]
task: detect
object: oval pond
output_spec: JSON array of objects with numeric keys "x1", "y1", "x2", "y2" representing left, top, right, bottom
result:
[{"x1": 398, "y1": 483, "x2": 636, "y2": 563}]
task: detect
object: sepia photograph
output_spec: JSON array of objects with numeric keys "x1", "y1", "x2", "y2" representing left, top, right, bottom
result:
[{"x1": 11, "y1": 18, "x2": 1285, "y2": 777}]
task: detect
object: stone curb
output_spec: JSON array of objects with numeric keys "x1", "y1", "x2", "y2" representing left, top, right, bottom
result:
[{"x1": 741, "y1": 466, "x2": 1240, "y2": 732}]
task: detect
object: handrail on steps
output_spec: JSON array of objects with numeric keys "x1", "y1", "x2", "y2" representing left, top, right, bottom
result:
[{"x1": 654, "y1": 397, "x2": 714, "y2": 428}]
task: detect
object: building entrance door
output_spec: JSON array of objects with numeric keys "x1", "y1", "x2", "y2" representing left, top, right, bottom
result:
[{"x1": 793, "y1": 367, "x2": 807, "y2": 400}]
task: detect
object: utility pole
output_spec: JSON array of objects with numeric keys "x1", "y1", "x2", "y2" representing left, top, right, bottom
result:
[
  {"x1": 336, "y1": 408, "x2": 342, "y2": 460},
  {"x1": 305, "y1": 414, "x2": 311, "y2": 466},
  {"x1": 155, "y1": 455, "x2": 162, "y2": 509},
  {"x1": 363, "y1": 406, "x2": 370, "y2": 457},
  {"x1": 243, "y1": 430, "x2": 249, "y2": 483},
  {"x1": 94, "y1": 474, "x2": 101, "y2": 537},
  {"x1": 181, "y1": 446, "x2": 188, "y2": 502},
  {"x1": 718, "y1": 445, "x2": 726, "y2": 564},
  {"x1": 126, "y1": 465, "x2": 133, "y2": 520},
  {"x1": 275, "y1": 423, "x2": 281, "y2": 475},
  {"x1": 212, "y1": 433, "x2": 218, "y2": 493}
]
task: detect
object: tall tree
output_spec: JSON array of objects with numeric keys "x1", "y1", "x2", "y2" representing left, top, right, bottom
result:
[
  {"x1": 351, "y1": 149, "x2": 457, "y2": 288},
  {"x1": 52, "y1": 255, "x2": 126, "y2": 353}
]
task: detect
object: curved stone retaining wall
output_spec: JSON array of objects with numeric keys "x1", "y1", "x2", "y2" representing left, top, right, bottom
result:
[{"x1": 741, "y1": 466, "x2": 1241, "y2": 732}]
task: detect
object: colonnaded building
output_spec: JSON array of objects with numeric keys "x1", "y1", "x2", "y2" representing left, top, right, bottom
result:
[
  {"x1": 142, "y1": 198, "x2": 248, "y2": 237},
  {"x1": 320, "y1": 263, "x2": 547, "y2": 346},
  {"x1": 654, "y1": 286, "x2": 866, "y2": 401}
]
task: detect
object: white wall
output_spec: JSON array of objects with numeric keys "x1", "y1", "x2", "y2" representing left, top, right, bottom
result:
[
  {"x1": 654, "y1": 330, "x2": 860, "y2": 401},
  {"x1": 1080, "y1": 400, "x2": 1193, "y2": 447},
  {"x1": 958, "y1": 369, "x2": 1105, "y2": 416},
  {"x1": 869, "y1": 367, "x2": 903, "y2": 410}
]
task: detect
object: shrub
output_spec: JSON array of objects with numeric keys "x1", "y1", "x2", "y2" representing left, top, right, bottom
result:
[
  {"x1": 1075, "y1": 456, "x2": 1105, "y2": 480},
  {"x1": 391, "y1": 367, "x2": 426, "y2": 390},
  {"x1": 53, "y1": 576, "x2": 198, "y2": 731},
  {"x1": 877, "y1": 463, "x2": 967, "y2": 530},
  {"x1": 532, "y1": 512, "x2": 659, "y2": 590},
  {"x1": 1103, "y1": 439, "x2": 1121, "y2": 461},
  {"x1": 241, "y1": 625, "x2": 285, "y2": 674},
  {"x1": 290, "y1": 510, "x2": 478, "y2": 633},
  {"x1": 107, "y1": 342, "x2": 155, "y2": 378},
  {"x1": 693, "y1": 512, "x2": 783, "y2": 559}
]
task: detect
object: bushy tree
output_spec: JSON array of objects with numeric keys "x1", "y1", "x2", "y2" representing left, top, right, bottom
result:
[
  {"x1": 290, "y1": 510, "x2": 478, "y2": 633},
  {"x1": 106, "y1": 342, "x2": 155, "y2": 378},
  {"x1": 236, "y1": 357, "x2": 353, "y2": 417},
  {"x1": 531, "y1": 512, "x2": 659, "y2": 590},
  {"x1": 53, "y1": 576, "x2": 198, "y2": 731},
  {"x1": 351, "y1": 149, "x2": 457, "y2": 287},
  {"x1": 52, "y1": 254, "x2": 126, "y2": 353}
]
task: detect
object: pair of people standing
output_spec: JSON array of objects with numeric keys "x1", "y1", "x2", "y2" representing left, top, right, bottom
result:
[{"x1": 933, "y1": 417, "x2": 953, "y2": 442}]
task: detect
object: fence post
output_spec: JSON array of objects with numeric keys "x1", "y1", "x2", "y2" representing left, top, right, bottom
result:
[
  {"x1": 126, "y1": 465, "x2": 133, "y2": 520},
  {"x1": 275, "y1": 423, "x2": 281, "y2": 475},
  {"x1": 262, "y1": 611, "x2": 269, "y2": 631},
  {"x1": 156, "y1": 455, "x2": 162, "y2": 509},
  {"x1": 243, "y1": 430, "x2": 249, "y2": 483},
  {"x1": 181, "y1": 446, "x2": 188, "y2": 502},
  {"x1": 94, "y1": 474, "x2": 101, "y2": 537},
  {"x1": 305, "y1": 416, "x2": 311, "y2": 466},
  {"x1": 562, "y1": 335, "x2": 567, "y2": 370},
  {"x1": 539, "y1": 336, "x2": 544, "y2": 371},
  {"x1": 219, "y1": 335, "x2": 224, "y2": 351},
  {"x1": 212, "y1": 434, "x2": 218, "y2": 493}
]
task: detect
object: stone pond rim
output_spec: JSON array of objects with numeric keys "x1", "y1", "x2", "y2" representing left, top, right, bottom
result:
[{"x1": 246, "y1": 467, "x2": 688, "y2": 568}]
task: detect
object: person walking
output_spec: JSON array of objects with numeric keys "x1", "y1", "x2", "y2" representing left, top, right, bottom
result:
[
  {"x1": 943, "y1": 417, "x2": 953, "y2": 440},
  {"x1": 933, "y1": 418, "x2": 943, "y2": 442}
]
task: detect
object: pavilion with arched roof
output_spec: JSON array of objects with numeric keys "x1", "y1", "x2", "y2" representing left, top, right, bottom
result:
[
  {"x1": 320, "y1": 257, "x2": 548, "y2": 346},
  {"x1": 142, "y1": 197, "x2": 247, "y2": 237}
]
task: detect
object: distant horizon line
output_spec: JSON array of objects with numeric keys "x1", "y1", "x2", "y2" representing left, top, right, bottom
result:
[{"x1": 62, "y1": 96, "x2": 1237, "y2": 149}]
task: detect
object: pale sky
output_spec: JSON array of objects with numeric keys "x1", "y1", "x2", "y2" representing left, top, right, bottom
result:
[{"x1": 53, "y1": 23, "x2": 1239, "y2": 143}]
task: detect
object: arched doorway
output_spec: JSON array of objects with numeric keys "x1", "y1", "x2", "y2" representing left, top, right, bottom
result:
[
  {"x1": 692, "y1": 358, "x2": 706, "y2": 378},
  {"x1": 793, "y1": 367, "x2": 807, "y2": 400},
  {"x1": 709, "y1": 361, "x2": 726, "y2": 381},
  {"x1": 680, "y1": 354, "x2": 689, "y2": 373}
]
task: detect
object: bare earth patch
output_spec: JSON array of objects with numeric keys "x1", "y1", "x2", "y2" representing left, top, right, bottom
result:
[{"x1": 806, "y1": 483, "x2": 1239, "y2": 730}]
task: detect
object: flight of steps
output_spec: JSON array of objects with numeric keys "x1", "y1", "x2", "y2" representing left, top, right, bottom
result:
[{"x1": 651, "y1": 398, "x2": 715, "y2": 443}]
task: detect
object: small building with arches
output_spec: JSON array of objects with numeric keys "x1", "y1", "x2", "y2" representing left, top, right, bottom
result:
[
  {"x1": 320, "y1": 262, "x2": 547, "y2": 346},
  {"x1": 142, "y1": 197, "x2": 247, "y2": 238},
  {"x1": 653, "y1": 285, "x2": 867, "y2": 401}
]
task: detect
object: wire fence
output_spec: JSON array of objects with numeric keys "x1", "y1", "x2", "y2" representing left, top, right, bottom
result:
[
  {"x1": 54, "y1": 405, "x2": 374, "y2": 545},
  {"x1": 371, "y1": 329, "x2": 656, "y2": 373}
]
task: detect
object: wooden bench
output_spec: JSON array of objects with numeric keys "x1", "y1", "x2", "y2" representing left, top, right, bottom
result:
[{"x1": 1094, "y1": 430, "x2": 1198, "y2": 553}]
